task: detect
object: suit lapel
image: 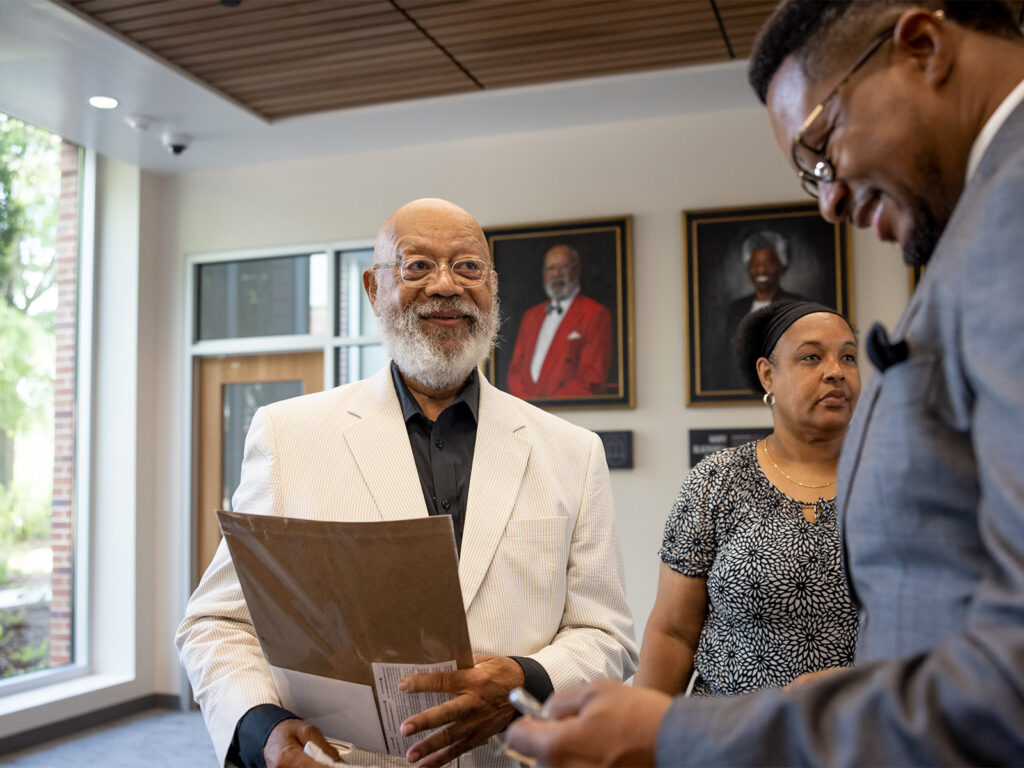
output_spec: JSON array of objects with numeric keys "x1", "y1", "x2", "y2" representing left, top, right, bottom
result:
[
  {"x1": 836, "y1": 376, "x2": 881, "y2": 608},
  {"x1": 343, "y1": 365, "x2": 429, "y2": 522},
  {"x1": 458, "y1": 378, "x2": 530, "y2": 610}
]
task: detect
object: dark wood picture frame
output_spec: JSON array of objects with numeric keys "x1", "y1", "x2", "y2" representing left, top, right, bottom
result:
[
  {"x1": 684, "y1": 202, "x2": 852, "y2": 406},
  {"x1": 484, "y1": 216, "x2": 635, "y2": 409}
]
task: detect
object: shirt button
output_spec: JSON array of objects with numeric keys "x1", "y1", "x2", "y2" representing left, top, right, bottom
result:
[
  {"x1": 441, "y1": 499, "x2": 451, "y2": 510},
  {"x1": 435, "y1": 439, "x2": 444, "y2": 449}
]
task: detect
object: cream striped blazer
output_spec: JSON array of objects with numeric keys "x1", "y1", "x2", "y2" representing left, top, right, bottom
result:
[{"x1": 176, "y1": 365, "x2": 637, "y2": 767}]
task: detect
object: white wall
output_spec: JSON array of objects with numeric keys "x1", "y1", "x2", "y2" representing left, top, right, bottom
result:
[
  {"x1": 138, "y1": 169, "x2": 186, "y2": 695},
  {"x1": 157, "y1": 97, "x2": 908, "y2": 687}
]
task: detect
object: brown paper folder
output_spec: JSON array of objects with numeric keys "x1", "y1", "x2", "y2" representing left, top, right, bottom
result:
[{"x1": 216, "y1": 510, "x2": 473, "y2": 752}]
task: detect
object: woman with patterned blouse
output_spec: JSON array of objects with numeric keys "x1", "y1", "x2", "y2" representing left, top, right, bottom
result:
[{"x1": 635, "y1": 300, "x2": 860, "y2": 696}]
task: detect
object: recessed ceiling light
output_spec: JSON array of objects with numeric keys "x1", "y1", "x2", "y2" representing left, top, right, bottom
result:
[{"x1": 88, "y1": 96, "x2": 119, "y2": 110}]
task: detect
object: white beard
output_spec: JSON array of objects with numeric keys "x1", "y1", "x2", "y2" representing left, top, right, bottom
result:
[
  {"x1": 375, "y1": 293, "x2": 500, "y2": 391},
  {"x1": 545, "y1": 278, "x2": 580, "y2": 303}
]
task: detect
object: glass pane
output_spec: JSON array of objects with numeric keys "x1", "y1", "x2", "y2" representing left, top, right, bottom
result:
[
  {"x1": 221, "y1": 381, "x2": 304, "y2": 509},
  {"x1": 336, "y1": 249, "x2": 378, "y2": 338},
  {"x1": 197, "y1": 252, "x2": 328, "y2": 341},
  {"x1": 309, "y1": 253, "x2": 328, "y2": 336},
  {"x1": 0, "y1": 113, "x2": 68, "y2": 679},
  {"x1": 335, "y1": 345, "x2": 388, "y2": 386}
]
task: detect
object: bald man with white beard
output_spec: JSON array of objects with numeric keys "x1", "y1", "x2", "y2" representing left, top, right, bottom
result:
[{"x1": 176, "y1": 198, "x2": 637, "y2": 768}]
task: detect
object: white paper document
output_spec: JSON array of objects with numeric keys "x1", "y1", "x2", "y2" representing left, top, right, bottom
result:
[
  {"x1": 371, "y1": 660, "x2": 457, "y2": 756},
  {"x1": 269, "y1": 664, "x2": 387, "y2": 754}
]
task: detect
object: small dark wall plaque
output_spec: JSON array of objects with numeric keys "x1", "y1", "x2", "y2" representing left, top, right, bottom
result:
[
  {"x1": 689, "y1": 427, "x2": 771, "y2": 468},
  {"x1": 597, "y1": 431, "x2": 633, "y2": 470}
]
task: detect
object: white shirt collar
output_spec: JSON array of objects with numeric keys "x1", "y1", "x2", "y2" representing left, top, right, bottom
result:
[{"x1": 966, "y1": 77, "x2": 1024, "y2": 181}]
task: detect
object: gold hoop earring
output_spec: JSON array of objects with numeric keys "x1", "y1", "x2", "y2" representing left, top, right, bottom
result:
[{"x1": 763, "y1": 392, "x2": 775, "y2": 407}]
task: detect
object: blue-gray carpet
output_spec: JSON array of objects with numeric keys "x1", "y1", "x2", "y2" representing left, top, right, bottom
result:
[{"x1": 2, "y1": 709, "x2": 216, "y2": 767}]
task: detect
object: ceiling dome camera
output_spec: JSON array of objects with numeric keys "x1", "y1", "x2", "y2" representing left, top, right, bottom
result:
[{"x1": 161, "y1": 131, "x2": 192, "y2": 155}]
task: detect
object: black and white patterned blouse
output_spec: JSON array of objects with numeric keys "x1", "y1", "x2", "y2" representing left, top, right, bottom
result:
[{"x1": 659, "y1": 440, "x2": 858, "y2": 696}]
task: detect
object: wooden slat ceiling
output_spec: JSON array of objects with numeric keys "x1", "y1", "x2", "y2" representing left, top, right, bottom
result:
[
  {"x1": 61, "y1": 0, "x2": 1024, "y2": 122},
  {"x1": 60, "y1": 0, "x2": 780, "y2": 121}
]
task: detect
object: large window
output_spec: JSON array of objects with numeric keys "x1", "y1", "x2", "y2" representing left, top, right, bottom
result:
[
  {"x1": 0, "y1": 114, "x2": 79, "y2": 683},
  {"x1": 196, "y1": 252, "x2": 328, "y2": 341},
  {"x1": 189, "y1": 244, "x2": 387, "y2": 582},
  {"x1": 335, "y1": 248, "x2": 386, "y2": 384},
  {"x1": 190, "y1": 245, "x2": 386, "y2": 385}
]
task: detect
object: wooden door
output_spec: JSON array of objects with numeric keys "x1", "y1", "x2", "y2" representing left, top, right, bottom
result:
[{"x1": 194, "y1": 351, "x2": 324, "y2": 585}]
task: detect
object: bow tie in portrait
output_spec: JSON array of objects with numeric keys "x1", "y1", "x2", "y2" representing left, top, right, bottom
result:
[{"x1": 546, "y1": 302, "x2": 563, "y2": 315}]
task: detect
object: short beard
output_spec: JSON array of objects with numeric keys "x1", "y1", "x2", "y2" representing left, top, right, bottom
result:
[
  {"x1": 375, "y1": 292, "x2": 500, "y2": 391},
  {"x1": 901, "y1": 152, "x2": 952, "y2": 267},
  {"x1": 902, "y1": 211, "x2": 941, "y2": 267}
]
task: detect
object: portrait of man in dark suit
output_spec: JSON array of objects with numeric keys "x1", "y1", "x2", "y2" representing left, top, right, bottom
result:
[
  {"x1": 724, "y1": 230, "x2": 806, "y2": 350},
  {"x1": 684, "y1": 203, "x2": 850, "y2": 404}
]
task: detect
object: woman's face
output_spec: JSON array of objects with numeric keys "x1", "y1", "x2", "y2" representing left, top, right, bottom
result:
[{"x1": 757, "y1": 312, "x2": 861, "y2": 436}]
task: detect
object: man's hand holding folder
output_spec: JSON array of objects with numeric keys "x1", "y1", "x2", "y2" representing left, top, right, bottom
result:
[{"x1": 399, "y1": 653, "x2": 525, "y2": 767}]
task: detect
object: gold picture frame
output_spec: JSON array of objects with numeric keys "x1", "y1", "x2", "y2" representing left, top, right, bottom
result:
[
  {"x1": 683, "y1": 202, "x2": 852, "y2": 406},
  {"x1": 484, "y1": 216, "x2": 635, "y2": 409}
]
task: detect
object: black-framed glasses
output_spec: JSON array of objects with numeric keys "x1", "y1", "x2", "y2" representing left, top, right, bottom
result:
[
  {"x1": 791, "y1": 25, "x2": 897, "y2": 198},
  {"x1": 373, "y1": 257, "x2": 490, "y2": 287}
]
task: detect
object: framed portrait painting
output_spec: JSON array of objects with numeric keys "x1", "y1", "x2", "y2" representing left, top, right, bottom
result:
[
  {"x1": 484, "y1": 216, "x2": 634, "y2": 409},
  {"x1": 684, "y1": 202, "x2": 851, "y2": 405}
]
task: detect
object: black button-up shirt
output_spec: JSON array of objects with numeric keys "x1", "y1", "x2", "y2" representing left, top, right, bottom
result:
[{"x1": 391, "y1": 361, "x2": 477, "y2": 554}]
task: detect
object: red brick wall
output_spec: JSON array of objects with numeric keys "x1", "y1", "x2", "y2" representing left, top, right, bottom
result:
[{"x1": 49, "y1": 141, "x2": 79, "y2": 667}]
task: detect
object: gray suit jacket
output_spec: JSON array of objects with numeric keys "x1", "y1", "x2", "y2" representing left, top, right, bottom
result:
[{"x1": 657, "y1": 104, "x2": 1024, "y2": 766}]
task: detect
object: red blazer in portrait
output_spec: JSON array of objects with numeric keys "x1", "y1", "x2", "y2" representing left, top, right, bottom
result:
[{"x1": 507, "y1": 295, "x2": 614, "y2": 399}]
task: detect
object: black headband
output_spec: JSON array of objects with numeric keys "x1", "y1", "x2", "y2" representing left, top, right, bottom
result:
[{"x1": 760, "y1": 301, "x2": 843, "y2": 359}]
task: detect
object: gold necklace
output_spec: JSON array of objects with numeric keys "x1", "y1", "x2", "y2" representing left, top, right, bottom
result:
[{"x1": 762, "y1": 438, "x2": 836, "y2": 489}]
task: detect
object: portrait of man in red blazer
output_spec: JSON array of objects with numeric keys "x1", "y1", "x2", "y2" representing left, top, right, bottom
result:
[{"x1": 507, "y1": 244, "x2": 613, "y2": 399}]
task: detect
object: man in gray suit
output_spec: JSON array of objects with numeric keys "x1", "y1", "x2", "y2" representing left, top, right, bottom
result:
[{"x1": 506, "y1": 1, "x2": 1024, "y2": 765}]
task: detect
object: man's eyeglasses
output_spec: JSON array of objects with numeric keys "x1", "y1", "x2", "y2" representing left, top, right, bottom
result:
[
  {"x1": 373, "y1": 257, "x2": 490, "y2": 287},
  {"x1": 791, "y1": 25, "x2": 896, "y2": 198}
]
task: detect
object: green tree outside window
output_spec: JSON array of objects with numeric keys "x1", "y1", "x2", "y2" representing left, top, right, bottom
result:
[{"x1": 0, "y1": 112, "x2": 60, "y2": 678}]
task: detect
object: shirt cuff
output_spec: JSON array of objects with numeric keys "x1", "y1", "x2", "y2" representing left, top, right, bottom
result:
[
  {"x1": 509, "y1": 655, "x2": 554, "y2": 716},
  {"x1": 229, "y1": 704, "x2": 299, "y2": 768}
]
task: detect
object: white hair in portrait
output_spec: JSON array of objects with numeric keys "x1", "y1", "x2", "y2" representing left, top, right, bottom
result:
[{"x1": 741, "y1": 230, "x2": 790, "y2": 268}]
